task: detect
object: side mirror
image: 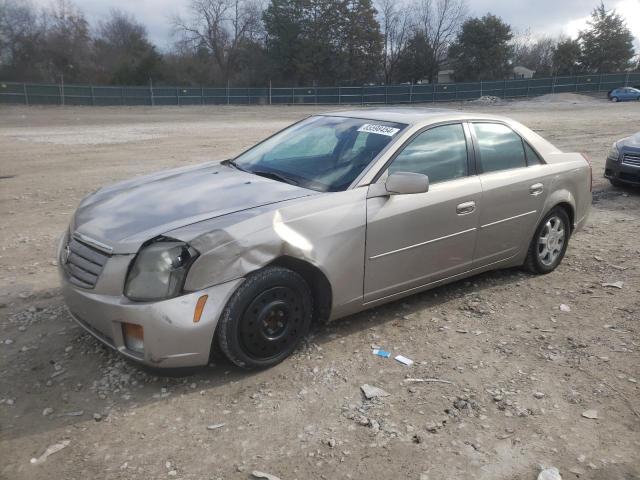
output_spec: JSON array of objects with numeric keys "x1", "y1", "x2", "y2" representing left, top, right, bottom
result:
[{"x1": 385, "y1": 172, "x2": 429, "y2": 195}]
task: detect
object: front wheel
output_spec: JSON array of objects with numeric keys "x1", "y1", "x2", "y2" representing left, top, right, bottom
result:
[
  {"x1": 217, "y1": 266, "x2": 313, "y2": 369},
  {"x1": 524, "y1": 208, "x2": 571, "y2": 274},
  {"x1": 611, "y1": 96, "x2": 619, "y2": 102}
]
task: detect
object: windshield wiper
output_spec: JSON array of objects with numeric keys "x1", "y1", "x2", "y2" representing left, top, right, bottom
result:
[{"x1": 251, "y1": 170, "x2": 299, "y2": 186}]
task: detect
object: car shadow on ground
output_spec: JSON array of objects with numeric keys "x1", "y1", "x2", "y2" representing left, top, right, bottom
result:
[{"x1": 1, "y1": 263, "x2": 531, "y2": 442}]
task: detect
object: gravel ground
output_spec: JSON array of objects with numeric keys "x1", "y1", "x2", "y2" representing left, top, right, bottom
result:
[{"x1": 0, "y1": 95, "x2": 639, "y2": 480}]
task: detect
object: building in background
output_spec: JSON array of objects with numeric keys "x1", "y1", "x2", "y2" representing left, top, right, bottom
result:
[
  {"x1": 513, "y1": 65, "x2": 536, "y2": 79},
  {"x1": 437, "y1": 69, "x2": 456, "y2": 83}
]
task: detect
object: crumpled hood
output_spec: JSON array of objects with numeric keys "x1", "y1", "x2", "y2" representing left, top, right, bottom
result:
[{"x1": 72, "y1": 162, "x2": 313, "y2": 254}]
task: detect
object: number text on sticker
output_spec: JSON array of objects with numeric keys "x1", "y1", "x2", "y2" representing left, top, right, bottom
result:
[{"x1": 357, "y1": 124, "x2": 400, "y2": 136}]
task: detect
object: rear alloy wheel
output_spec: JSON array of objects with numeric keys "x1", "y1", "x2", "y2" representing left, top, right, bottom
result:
[
  {"x1": 217, "y1": 266, "x2": 312, "y2": 369},
  {"x1": 524, "y1": 207, "x2": 571, "y2": 274},
  {"x1": 611, "y1": 96, "x2": 619, "y2": 102}
]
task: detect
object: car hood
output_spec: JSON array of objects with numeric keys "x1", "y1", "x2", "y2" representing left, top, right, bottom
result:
[
  {"x1": 620, "y1": 132, "x2": 640, "y2": 149},
  {"x1": 72, "y1": 162, "x2": 314, "y2": 254}
]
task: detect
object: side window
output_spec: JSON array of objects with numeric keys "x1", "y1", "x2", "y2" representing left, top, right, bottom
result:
[
  {"x1": 524, "y1": 142, "x2": 543, "y2": 165},
  {"x1": 473, "y1": 123, "x2": 526, "y2": 173},
  {"x1": 387, "y1": 124, "x2": 468, "y2": 184}
]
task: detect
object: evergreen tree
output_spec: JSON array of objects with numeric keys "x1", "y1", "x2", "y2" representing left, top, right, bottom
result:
[
  {"x1": 448, "y1": 14, "x2": 513, "y2": 82},
  {"x1": 396, "y1": 31, "x2": 435, "y2": 83},
  {"x1": 553, "y1": 38, "x2": 582, "y2": 75},
  {"x1": 337, "y1": 0, "x2": 382, "y2": 85},
  {"x1": 263, "y1": 0, "x2": 305, "y2": 84},
  {"x1": 579, "y1": 2, "x2": 635, "y2": 72},
  {"x1": 263, "y1": 0, "x2": 382, "y2": 86}
]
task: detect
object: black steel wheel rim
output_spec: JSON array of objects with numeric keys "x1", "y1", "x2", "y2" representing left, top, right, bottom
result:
[{"x1": 239, "y1": 286, "x2": 303, "y2": 360}]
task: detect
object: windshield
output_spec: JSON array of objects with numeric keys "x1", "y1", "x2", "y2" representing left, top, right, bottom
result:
[{"x1": 231, "y1": 115, "x2": 406, "y2": 192}]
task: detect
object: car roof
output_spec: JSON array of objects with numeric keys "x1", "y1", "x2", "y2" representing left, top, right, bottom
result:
[{"x1": 318, "y1": 107, "x2": 511, "y2": 127}]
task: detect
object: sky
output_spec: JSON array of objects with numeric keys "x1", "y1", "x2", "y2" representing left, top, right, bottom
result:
[{"x1": 31, "y1": 0, "x2": 640, "y2": 51}]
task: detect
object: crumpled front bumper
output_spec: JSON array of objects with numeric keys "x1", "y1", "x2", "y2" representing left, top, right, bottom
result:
[{"x1": 58, "y1": 244, "x2": 242, "y2": 368}]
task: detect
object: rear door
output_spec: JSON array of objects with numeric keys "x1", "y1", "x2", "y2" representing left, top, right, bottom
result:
[
  {"x1": 364, "y1": 122, "x2": 481, "y2": 302},
  {"x1": 470, "y1": 122, "x2": 550, "y2": 267}
]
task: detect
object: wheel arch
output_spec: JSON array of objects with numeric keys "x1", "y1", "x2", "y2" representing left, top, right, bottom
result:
[
  {"x1": 542, "y1": 189, "x2": 576, "y2": 232},
  {"x1": 553, "y1": 202, "x2": 575, "y2": 234},
  {"x1": 268, "y1": 256, "x2": 333, "y2": 324}
]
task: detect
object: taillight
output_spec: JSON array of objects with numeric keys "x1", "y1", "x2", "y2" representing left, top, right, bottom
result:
[{"x1": 580, "y1": 153, "x2": 592, "y2": 192}]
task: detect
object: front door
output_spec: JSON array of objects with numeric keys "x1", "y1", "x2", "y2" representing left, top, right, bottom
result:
[{"x1": 364, "y1": 123, "x2": 481, "y2": 303}]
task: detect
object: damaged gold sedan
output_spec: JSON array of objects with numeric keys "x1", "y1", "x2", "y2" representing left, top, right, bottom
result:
[{"x1": 58, "y1": 108, "x2": 591, "y2": 369}]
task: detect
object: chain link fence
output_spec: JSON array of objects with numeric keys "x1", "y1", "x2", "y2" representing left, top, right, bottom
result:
[{"x1": 1, "y1": 73, "x2": 639, "y2": 107}]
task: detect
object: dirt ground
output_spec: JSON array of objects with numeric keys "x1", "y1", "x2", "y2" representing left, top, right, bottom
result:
[{"x1": 0, "y1": 95, "x2": 639, "y2": 480}]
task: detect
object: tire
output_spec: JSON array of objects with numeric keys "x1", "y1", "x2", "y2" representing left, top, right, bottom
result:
[
  {"x1": 611, "y1": 96, "x2": 619, "y2": 102},
  {"x1": 524, "y1": 207, "x2": 571, "y2": 274},
  {"x1": 217, "y1": 266, "x2": 313, "y2": 369}
]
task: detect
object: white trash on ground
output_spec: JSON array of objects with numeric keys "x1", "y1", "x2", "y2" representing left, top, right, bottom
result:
[
  {"x1": 360, "y1": 384, "x2": 390, "y2": 399},
  {"x1": 538, "y1": 466, "x2": 562, "y2": 480},
  {"x1": 30, "y1": 439, "x2": 70, "y2": 465}
]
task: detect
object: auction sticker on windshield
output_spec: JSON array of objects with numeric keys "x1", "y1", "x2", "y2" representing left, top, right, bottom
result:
[{"x1": 357, "y1": 124, "x2": 400, "y2": 136}]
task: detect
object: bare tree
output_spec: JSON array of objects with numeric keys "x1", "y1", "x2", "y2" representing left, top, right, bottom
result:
[
  {"x1": 510, "y1": 28, "x2": 532, "y2": 65},
  {"x1": 173, "y1": 0, "x2": 262, "y2": 84},
  {"x1": 511, "y1": 30, "x2": 558, "y2": 77},
  {"x1": 417, "y1": 0, "x2": 467, "y2": 82},
  {"x1": 97, "y1": 9, "x2": 148, "y2": 51},
  {"x1": 0, "y1": 0, "x2": 45, "y2": 80},
  {"x1": 93, "y1": 9, "x2": 162, "y2": 85},
  {"x1": 44, "y1": 0, "x2": 92, "y2": 82},
  {"x1": 377, "y1": 0, "x2": 412, "y2": 83}
]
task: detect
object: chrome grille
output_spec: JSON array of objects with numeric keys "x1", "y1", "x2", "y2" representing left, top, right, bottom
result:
[
  {"x1": 63, "y1": 236, "x2": 110, "y2": 289},
  {"x1": 622, "y1": 152, "x2": 640, "y2": 167}
]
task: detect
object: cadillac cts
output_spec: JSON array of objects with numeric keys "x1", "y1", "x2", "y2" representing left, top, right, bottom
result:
[{"x1": 58, "y1": 108, "x2": 591, "y2": 370}]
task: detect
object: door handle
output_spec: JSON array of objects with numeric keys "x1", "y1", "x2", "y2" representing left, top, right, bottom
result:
[
  {"x1": 456, "y1": 201, "x2": 476, "y2": 215},
  {"x1": 529, "y1": 183, "x2": 544, "y2": 196}
]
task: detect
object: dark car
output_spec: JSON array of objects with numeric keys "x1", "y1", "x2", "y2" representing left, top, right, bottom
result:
[
  {"x1": 607, "y1": 87, "x2": 640, "y2": 102},
  {"x1": 605, "y1": 132, "x2": 640, "y2": 186}
]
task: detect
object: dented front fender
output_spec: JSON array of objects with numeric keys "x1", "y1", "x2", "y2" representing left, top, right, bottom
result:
[{"x1": 167, "y1": 188, "x2": 369, "y2": 319}]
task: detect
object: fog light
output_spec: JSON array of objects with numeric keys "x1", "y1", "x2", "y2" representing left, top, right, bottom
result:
[{"x1": 122, "y1": 323, "x2": 144, "y2": 353}]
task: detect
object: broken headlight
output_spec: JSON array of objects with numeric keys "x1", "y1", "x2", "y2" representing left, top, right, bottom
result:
[{"x1": 124, "y1": 238, "x2": 198, "y2": 301}]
